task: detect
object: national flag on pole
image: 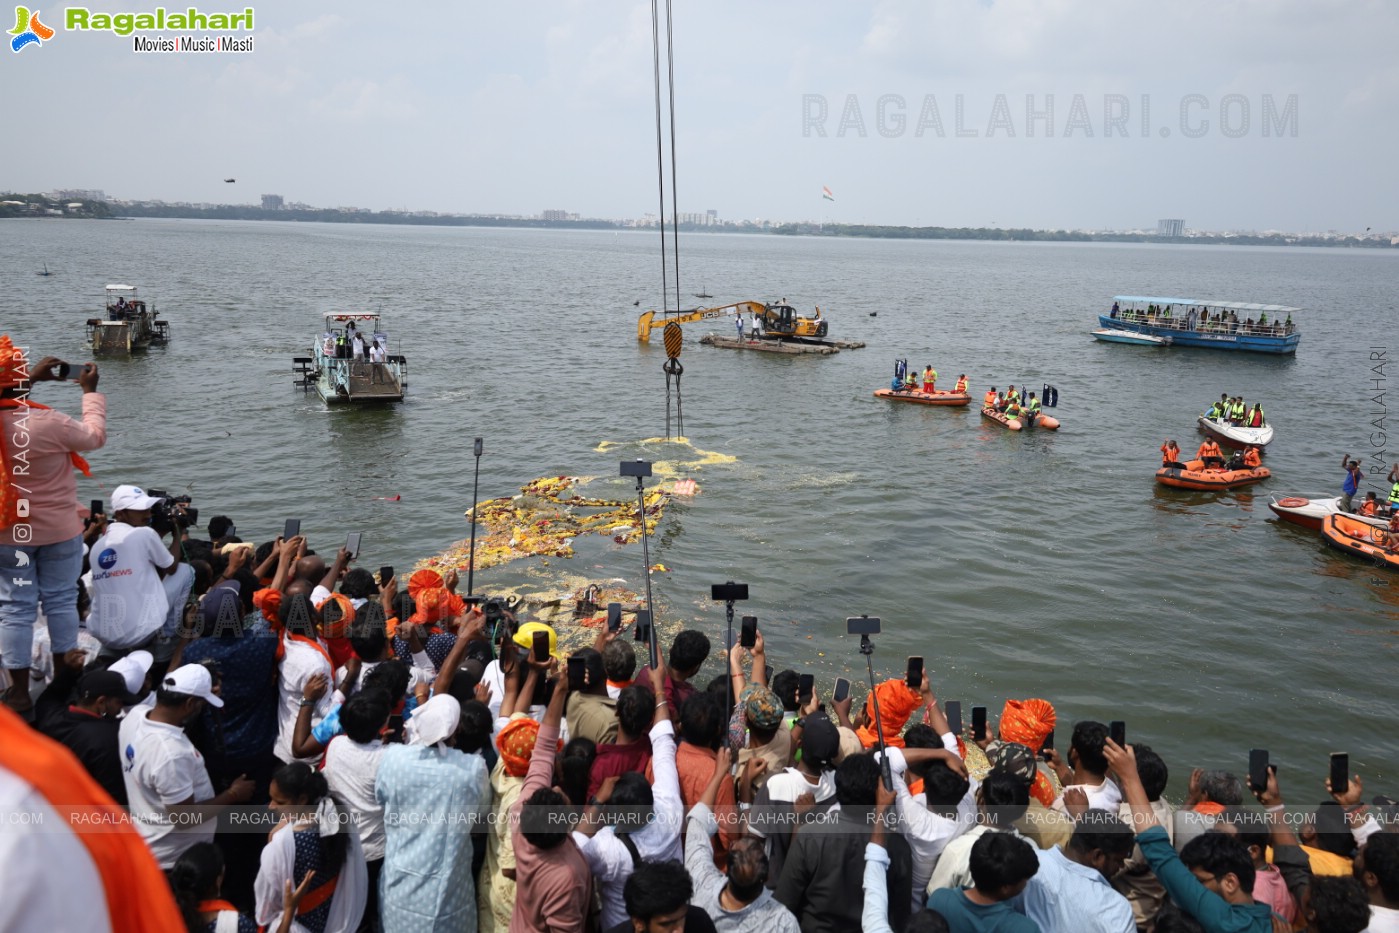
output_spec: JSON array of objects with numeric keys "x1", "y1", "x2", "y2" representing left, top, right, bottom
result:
[{"x1": 822, "y1": 186, "x2": 835, "y2": 202}]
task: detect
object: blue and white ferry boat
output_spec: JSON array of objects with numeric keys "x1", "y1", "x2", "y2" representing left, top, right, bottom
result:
[{"x1": 1099, "y1": 296, "x2": 1301, "y2": 355}]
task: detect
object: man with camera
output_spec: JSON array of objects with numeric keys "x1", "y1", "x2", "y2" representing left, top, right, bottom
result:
[
  {"x1": 88, "y1": 484, "x2": 188, "y2": 676},
  {"x1": 0, "y1": 340, "x2": 106, "y2": 716}
]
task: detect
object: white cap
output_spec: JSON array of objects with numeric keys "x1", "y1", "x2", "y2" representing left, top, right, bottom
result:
[
  {"x1": 404, "y1": 694, "x2": 459, "y2": 748},
  {"x1": 162, "y1": 664, "x2": 224, "y2": 708},
  {"x1": 108, "y1": 650, "x2": 153, "y2": 695},
  {"x1": 110, "y1": 484, "x2": 162, "y2": 512}
]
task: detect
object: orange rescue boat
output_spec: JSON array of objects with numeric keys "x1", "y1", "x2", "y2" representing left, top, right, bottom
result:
[
  {"x1": 875, "y1": 388, "x2": 971, "y2": 406},
  {"x1": 1320, "y1": 514, "x2": 1399, "y2": 570},
  {"x1": 1155, "y1": 458, "x2": 1270, "y2": 491},
  {"x1": 980, "y1": 407, "x2": 1061, "y2": 431}
]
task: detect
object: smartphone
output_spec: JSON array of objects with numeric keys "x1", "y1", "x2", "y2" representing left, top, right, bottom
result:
[
  {"x1": 90, "y1": 499, "x2": 104, "y2": 519},
  {"x1": 833, "y1": 677, "x2": 850, "y2": 703},
  {"x1": 798, "y1": 673, "x2": 815, "y2": 703},
  {"x1": 711, "y1": 582, "x2": 749, "y2": 602},
  {"x1": 1042, "y1": 729, "x2": 1056, "y2": 759},
  {"x1": 473, "y1": 436, "x2": 484, "y2": 458},
  {"x1": 944, "y1": 700, "x2": 963, "y2": 735},
  {"x1": 971, "y1": 706, "x2": 988, "y2": 741},
  {"x1": 54, "y1": 361, "x2": 71, "y2": 380},
  {"x1": 532, "y1": 630, "x2": 550, "y2": 663},
  {"x1": 740, "y1": 615, "x2": 758, "y2": 649},
  {"x1": 1330, "y1": 753, "x2": 1350, "y2": 795},
  {"x1": 1249, "y1": 749, "x2": 1270, "y2": 793},
  {"x1": 1110, "y1": 720, "x2": 1126, "y2": 747},
  {"x1": 567, "y1": 656, "x2": 586, "y2": 692},
  {"x1": 905, "y1": 656, "x2": 924, "y2": 690},
  {"x1": 634, "y1": 609, "x2": 652, "y2": 643},
  {"x1": 845, "y1": 615, "x2": 881, "y2": 635},
  {"x1": 283, "y1": 518, "x2": 300, "y2": 540},
  {"x1": 379, "y1": 565, "x2": 394, "y2": 585},
  {"x1": 345, "y1": 532, "x2": 361, "y2": 559},
  {"x1": 606, "y1": 602, "x2": 623, "y2": 633}
]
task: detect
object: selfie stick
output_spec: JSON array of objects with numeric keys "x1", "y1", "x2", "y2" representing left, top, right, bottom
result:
[
  {"x1": 467, "y1": 437, "x2": 483, "y2": 598},
  {"x1": 623, "y1": 460, "x2": 660, "y2": 666},
  {"x1": 859, "y1": 626, "x2": 894, "y2": 791}
]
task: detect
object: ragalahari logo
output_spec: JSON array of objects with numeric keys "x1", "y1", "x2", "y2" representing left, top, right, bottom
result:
[{"x1": 10, "y1": 6, "x2": 53, "y2": 52}]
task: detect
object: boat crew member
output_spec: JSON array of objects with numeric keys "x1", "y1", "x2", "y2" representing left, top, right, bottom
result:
[
  {"x1": 1243, "y1": 446, "x2": 1262, "y2": 468},
  {"x1": 1340, "y1": 456, "x2": 1364, "y2": 511},
  {"x1": 1358, "y1": 492, "x2": 1379, "y2": 517},
  {"x1": 1023, "y1": 392, "x2": 1041, "y2": 425},
  {"x1": 1110, "y1": 301, "x2": 1120, "y2": 318},
  {"x1": 955, "y1": 374, "x2": 968, "y2": 394},
  {"x1": 735, "y1": 315, "x2": 744, "y2": 340},
  {"x1": 1387, "y1": 463, "x2": 1399, "y2": 516},
  {"x1": 1198, "y1": 439, "x2": 1225, "y2": 470},
  {"x1": 369, "y1": 339, "x2": 386, "y2": 364},
  {"x1": 1161, "y1": 440, "x2": 1183, "y2": 469},
  {"x1": 922, "y1": 365, "x2": 937, "y2": 393},
  {"x1": 984, "y1": 387, "x2": 998, "y2": 408},
  {"x1": 1003, "y1": 398, "x2": 1022, "y2": 421},
  {"x1": 1248, "y1": 403, "x2": 1266, "y2": 428},
  {"x1": 903, "y1": 371, "x2": 919, "y2": 391},
  {"x1": 351, "y1": 331, "x2": 367, "y2": 361},
  {"x1": 1384, "y1": 512, "x2": 1399, "y2": 553}
]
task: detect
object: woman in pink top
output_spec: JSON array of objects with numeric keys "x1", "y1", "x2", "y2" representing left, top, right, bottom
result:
[{"x1": 0, "y1": 338, "x2": 106, "y2": 714}]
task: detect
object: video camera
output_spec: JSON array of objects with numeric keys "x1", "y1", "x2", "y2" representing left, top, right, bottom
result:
[{"x1": 145, "y1": 489, "x2": 198, "y2": 536}]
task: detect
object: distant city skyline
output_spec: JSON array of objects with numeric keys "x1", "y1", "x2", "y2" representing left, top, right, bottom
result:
[{"x1": 4, "y1": 1, "x2": 1394, "y2": 234}]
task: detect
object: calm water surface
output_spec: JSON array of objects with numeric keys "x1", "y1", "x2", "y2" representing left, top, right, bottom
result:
[{"x1": 4, "y1": 219, "x2": 1397, "y2": 795}]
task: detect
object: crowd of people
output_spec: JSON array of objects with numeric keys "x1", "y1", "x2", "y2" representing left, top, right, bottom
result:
[
  {"x1": 1160, "y1": 439, "x2": 1263, "y2": 473},
  {"x1": 1109, "y1": 303, "x2": 1297, "y2": 338},
  {"x1": 981, "y1": 385, "x2": 1043, "y2": 424},
  {"x1": 5, "y1": 336, "x2": 1399, "y2": 933},
  {"x1": 1203, "y1": 396, "x2": 1267, "y2": 430},
  {"x1": 888, "y1": 360, "x2": 968, "y2": 396}
]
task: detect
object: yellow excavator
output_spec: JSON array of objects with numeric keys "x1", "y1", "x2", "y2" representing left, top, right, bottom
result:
[{"x1": 637, "y1": 300, "x2": 829, "y2": 343}]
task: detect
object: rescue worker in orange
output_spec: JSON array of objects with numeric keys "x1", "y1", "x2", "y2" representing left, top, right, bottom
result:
[
  {"x1": 1198, "y1": 438, "x2": 1225, "y2": 469},
  {"x1": 1160, "y1": 440, "x2": 1183, "y2": 469},
  {"x1": 955, "y1": 374, "x2": 968, "y2": 394},
  {"x1": 983, "y1": 387, "x2": 998, "y2": 409},
  {"x1": 1243, "y1": 446, "x2": 1262, "y2": 468},
  {"x1": 922, "y1": 365, "x2": 937, "y2": 394}
]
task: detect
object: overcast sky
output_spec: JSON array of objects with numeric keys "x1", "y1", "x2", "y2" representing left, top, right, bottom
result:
[{"x1": 5, "y1": 0, "x2": 1394, "y2": 231}]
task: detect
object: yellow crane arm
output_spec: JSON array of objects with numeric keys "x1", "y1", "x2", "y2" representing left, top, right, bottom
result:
[{"x1": 636, "y1": 301, "x2": 765, "y2": 342}]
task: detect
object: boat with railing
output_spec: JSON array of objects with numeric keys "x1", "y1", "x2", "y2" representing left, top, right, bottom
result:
[
  {"x1": 86, "y1": 284, "x2": 170, "y2": 353},
  {"x1": 293, "y1": 313, "x2": 407, "y2": 403},
  {"x1": 1099, "y1": 296, "x2": 1301, "y2": 355}
]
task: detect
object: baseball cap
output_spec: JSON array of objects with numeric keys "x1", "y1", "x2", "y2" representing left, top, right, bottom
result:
[
  {"x1": 78, "y1": 669, "x2": 134, "y2": 703},
  {"x1": 201, "y1": 581, "x2": 242, "y2": 630},
  {"x1": 110, "y1": 484, "x2": 162, "y2": 512},
  {"x1": 162, "y1": 663, "x2": 224, "y2": 707},
  {"x1": 108, "y1": 650, "x2": 153, "y2": 695},
  {"x1": 799, "y1": 712, "x2": 841, "y2": 763},
  {"x1": 512, "y1": 622, "x2": 563, "y2": 662},
  {"x1": 741, "y1": 685, "x2": 783, "y2": 731}
]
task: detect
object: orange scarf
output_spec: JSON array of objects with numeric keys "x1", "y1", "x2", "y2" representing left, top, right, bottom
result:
[
  {"x1": 0, "y1": 705, "x2": 185, "y2": 930},
  {"x1": 0, "y1": 398, "x2": 92, "y2": 530}
]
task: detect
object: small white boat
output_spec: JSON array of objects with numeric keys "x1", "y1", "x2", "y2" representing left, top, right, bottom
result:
[
  {"x1": 1198, "y1": 415, "x2": 1274, "y2": 448},
  {"x1": 293, "y1": 313, "x2": 406, "y2": 404},
  {"x1": 1268, "y1": 495, "x2": 1388, "y2": 532},
  {"x1": 1092, "y1": 328, "x2": 1170, "y2": 347}
]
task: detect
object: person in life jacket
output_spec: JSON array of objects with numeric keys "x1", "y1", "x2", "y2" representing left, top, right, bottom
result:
[
  {"x1": 1006, "y1": 386, "x2": 1021, "y2": 406},
  {"x1": 1243, "y1": 446, "x2": 1262, "y2": 468},
  {"x1": 1248, "y1": 403, "x2": 1265, "y2": 428},
  {"x1": 1357, "y1": 492, "x2": 1379, "y2": 517},
  {"x1": 1003, "y1": 397, "x2": 1023, "y2": 420},
  {"x1": 984, "y1": 387, "x2": 998, "y2": 409},
  {"x1": 1161, "y1": 440, "x2": 1183, "y2": 469},
  {"x1": 904, "y1": 371, "x2": 920, "y2": 391},
  {"x1": 1231, "y1": 398, "x2": 1247, "y2": 424},
  {"x1": 1023, "y1": 392, "x2": 1041, "y2": 424},
  {"x1": 1205, "y1": 400, "x2": 1225, "y2": 420},
  {"x1": 955, "y1": 375, "x2": 968, "y2": 394},
  {"x1": 1384, "y1": 463, "x2": 1399, "y2": 516},
  {"x1": 922, "y1": 366, "x2": 937, "y2": 393},
  {"x1": 1198, "y1": 439, "x2": 1225, "y2": 469}
]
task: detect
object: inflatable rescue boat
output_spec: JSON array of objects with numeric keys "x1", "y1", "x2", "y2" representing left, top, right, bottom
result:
[
  {"x1": 980, "y1": 407, "x2": 1061, "y2": 431},
  {"x1": 1199, "y1": 415, "x2": 1274, "y2": 448},
  {"x1": 875, "y1": 388, "x2": 971, "y2": 406},
  {"x1": 1155, "y1": 458, "x2": 1269, "y2": 491},
  {"x1": 1320, "y1": 513, "x2": 1399, "y2": 570},
  {"x1": 1268, "y1": 495, "x2": 1389, "y2": 532}
]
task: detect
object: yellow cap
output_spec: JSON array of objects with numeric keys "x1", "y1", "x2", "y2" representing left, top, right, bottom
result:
[{"x1": 513, "y1": 621, "x2": 563, "y2": 662}]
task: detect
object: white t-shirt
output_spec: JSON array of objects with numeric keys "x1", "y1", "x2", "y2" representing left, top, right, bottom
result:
[
  {"x1": 0, "y1": 769, "x2": 112, "y2": 933},
  {"x1": 274, "y1": 635, "x2": 335, "y2": 765},
  {"x1": 88, "y1": 522, "x2": 173, "y2": 649},
  {"x1": 118, "y1": 706, "x2": 216, "y2": 868},
  {"x1": 369, "y1": 344, "x2": 386, "y2": 363},
  {"x1": 322, "y1": 736, "x2": 387, "y2": 861}
]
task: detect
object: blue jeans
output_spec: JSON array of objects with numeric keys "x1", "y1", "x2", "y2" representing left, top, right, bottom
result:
[{"x1": 0, "y1": 534, "x2": 85, "y2": 670}]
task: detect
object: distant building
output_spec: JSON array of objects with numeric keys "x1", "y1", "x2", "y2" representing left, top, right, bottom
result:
[
  {"x1": 542, "y1": 209, "x2": 569, "y2": 221},
  {"x1": 261, "y1": 194, "x2": 284, "y2": 210},
  {"x1": 1157, "y1": 218, "x2": 1185, "y2": 237},
  {"x1": 706, "y1": 209, "x2": 718, "y2": 224},
  {"x1": 52, "y1": 188, "x2": 106, "y2": 202}
]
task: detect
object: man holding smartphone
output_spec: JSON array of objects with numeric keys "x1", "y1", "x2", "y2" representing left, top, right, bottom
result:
[{"x1": 0, "y1": 341, "x2": 106, "y2": 715}]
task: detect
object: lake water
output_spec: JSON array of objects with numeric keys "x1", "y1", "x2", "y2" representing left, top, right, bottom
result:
[{"x1": 5, "y1": 218, "x2": 1397, "y2": 794}]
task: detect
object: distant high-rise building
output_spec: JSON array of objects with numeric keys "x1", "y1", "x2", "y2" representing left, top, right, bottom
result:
[
  {"x1": 542, "y1": 209, "x2": 569, "y2": 221},
  {"x1": 1157, "y1": 218, "x2": 1184, "y2": 237},
  {"x1": 261, "y1": 194, "x2": 284, "y2": 210}
]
